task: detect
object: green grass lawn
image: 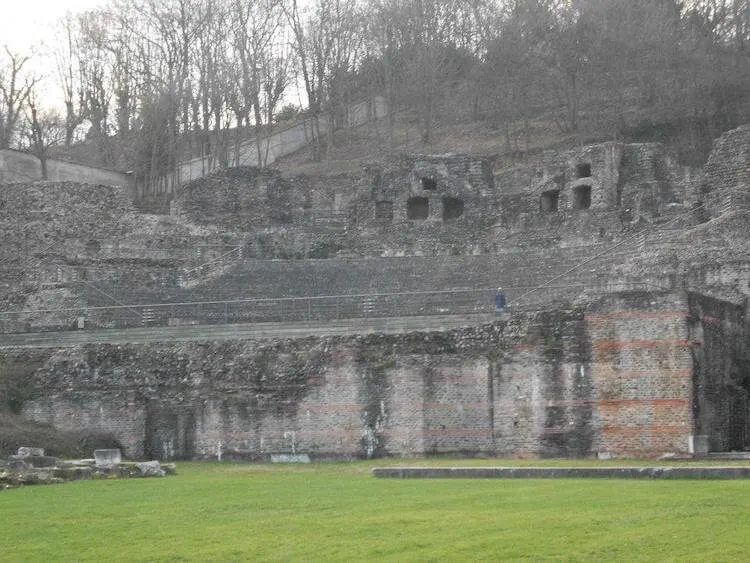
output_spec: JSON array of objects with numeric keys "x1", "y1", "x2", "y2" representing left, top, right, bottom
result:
[{"x1": 3, "y1": 459, "x2": 750, "y2": 562}]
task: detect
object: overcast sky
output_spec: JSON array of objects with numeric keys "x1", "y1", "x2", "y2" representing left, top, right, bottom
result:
[
  {"x1": 2, "y1": 0, "x2": 107, "y2": 50},
  {"x1": 1, "y1": 0, "x2": 107, "y2": 104}
]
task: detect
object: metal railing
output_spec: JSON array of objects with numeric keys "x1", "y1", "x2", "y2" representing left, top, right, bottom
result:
[
  {"x1": 180, "y1": 246, "x2": 243, "y2": 287},
  {"x1": 0, "y1": 282, "x2": 669, "y2": 334}
]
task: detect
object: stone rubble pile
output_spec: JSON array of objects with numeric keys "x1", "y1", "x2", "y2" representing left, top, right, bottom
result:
[{"x1": 0, "y1": 447, "x2": 176, "y2": 490}]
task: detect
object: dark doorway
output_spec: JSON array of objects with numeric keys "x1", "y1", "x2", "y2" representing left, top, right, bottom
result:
[
  {"x1": 574, "y1": 185, "x2": 592, "y2": 210},
  {"x1": 727, "y1": 390, "x2": 749, "y2": 451},
  {"x1": 145, "y1": 403, "x2": 195, "y2": 460},
  {"x1": 407, "y1": 196, "x2": 429, "y2": 220}
]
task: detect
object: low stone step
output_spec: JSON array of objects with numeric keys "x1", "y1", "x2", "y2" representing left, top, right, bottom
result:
[{"x1": 372, "y1": 466, "x2": 750, "y2": 479}]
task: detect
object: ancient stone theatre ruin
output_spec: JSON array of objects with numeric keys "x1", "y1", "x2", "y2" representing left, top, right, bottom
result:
[{"x1": 1, "y1": 125, "x2": 750, "y2": 460}]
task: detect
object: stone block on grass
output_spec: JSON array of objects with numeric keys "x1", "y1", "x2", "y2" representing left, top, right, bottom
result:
[
  {"x1": 94, "y1": 449, "x2": 121, "y2": 468},
  {"x1": 24, "y1": 455, "x2": 59, "y2": 468},
  {"x1": 270, "y1": 454, "x2": 311, "y2": 463},
  {"x1": 17, "y1": 447, "x2": 45, "y2": 458},
  {"x1": 8, "y1": 459, "x2": 29, "y2": 470},
  {"x1": 136, "y1": 461, "x2": 165, "y2": 477}
]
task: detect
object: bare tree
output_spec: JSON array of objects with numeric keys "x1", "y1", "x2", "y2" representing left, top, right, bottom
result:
[
  {"x1": 231, "y1": 0, "x2": 289, "y2": 167},
  {"x1": 283, "y1": 0, "x2": 364, "y2": 160},
  {"x1": 54, "y1": 13, "x2": 86, "y2": 147},
  {"x1": 0, "y1": 47, "x2": 37, "y2": 149},
  {"x1": 284, "y1": 0, "x2": 325, "y2": 160},
  {"x1": 24, "y1": 92, "x2": 65, "y2": 179}
]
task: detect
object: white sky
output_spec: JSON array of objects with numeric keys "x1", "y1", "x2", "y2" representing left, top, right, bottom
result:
[
  {"x1": 1, "y1": 0, "x2": 106, "y2": 51},
  {"x1": 1, "y1": 0, "x2": 108, "y2": 105},
  {"x1": 1, "y1": 0, "x2": 310, "y2": 111}
]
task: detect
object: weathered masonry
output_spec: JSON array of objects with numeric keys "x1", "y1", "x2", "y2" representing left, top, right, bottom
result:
[
  {"x1": 15, "y1": 290, "x2": 739, "y2": 460},
  {"x1": 1, "y1": 125, "x2": 749, "y2": 460}
]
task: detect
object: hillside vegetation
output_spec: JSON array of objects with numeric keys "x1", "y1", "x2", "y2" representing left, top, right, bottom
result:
[{"x1": 2, "y1": 0, "x2": 749, "y2": 183}]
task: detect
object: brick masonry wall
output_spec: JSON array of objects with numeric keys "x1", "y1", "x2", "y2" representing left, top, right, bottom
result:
[
  {"x1": 10, "y1": 291, "x2": 697, "y2": 459},
  {"x1": 586, "y1": 292, "x2": 693, "y2": 455}
]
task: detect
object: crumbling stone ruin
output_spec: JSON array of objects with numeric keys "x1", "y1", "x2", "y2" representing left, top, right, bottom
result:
[
  {"x1": 1, "y1": 124, "x2": 749, "y2": 460},
  {"x1": 0, "y1": 447, "x2": 175, "y2": 490}
]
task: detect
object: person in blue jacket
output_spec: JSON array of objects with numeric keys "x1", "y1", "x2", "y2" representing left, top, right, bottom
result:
[{"x1": 495, "y1": 287, "x2": 505, "y2": 315}]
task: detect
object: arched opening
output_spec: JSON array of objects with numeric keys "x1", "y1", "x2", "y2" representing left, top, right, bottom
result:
[
  {"x1": 421, "y1": 177, "x2": 438, "y2": 191},
  {"x1": 573, "y1": 185, "x2": 592, "y2": 210},
  {"x1": 442, "y1": 196, "x2": 464, "y2": 220},
  {"x1": 375, "y1": 200, "x2": 394, "y2": 221},
  {"x1": 407, "y1": 196, "x2": 429, "y2": 220},
  {"x1": 540, "y1": 189, "x2": 560, "y2": 213}
]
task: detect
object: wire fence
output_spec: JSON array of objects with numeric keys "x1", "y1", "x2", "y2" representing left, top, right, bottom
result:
[{"x1": 0, "y1": 281, "x2": 671, "y2": 334}]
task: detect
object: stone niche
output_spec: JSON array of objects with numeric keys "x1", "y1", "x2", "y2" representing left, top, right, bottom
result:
[
  {"x1": 498, "y1": 140, "x2": 695, "y2": 244},
  {"x1": 367, "y1": 154, "x2": 493, "y2": 226}
]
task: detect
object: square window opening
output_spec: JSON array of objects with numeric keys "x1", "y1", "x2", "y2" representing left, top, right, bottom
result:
[
  {"x1": 576, "y1": 163, "x2": 592, "y2": 178},
  {"x1": 421, "y1": 177, "x2": 438, "y2": 191}
]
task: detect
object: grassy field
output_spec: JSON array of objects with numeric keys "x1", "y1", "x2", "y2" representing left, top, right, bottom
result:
[{"x1": 3, "y1": 459, "x2": 750, "y2": 562}]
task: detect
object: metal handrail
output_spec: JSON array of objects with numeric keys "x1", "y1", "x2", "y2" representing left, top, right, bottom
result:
[{"x1": 0, "y1": 282, "x2": 668, "y2": 334}]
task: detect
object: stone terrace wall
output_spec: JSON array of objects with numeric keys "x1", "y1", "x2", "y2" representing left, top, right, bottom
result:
[
  {"x1": 704, "y1": 124, "x2": 750, "y2": 193},
  {"x1": 14, "y1": 291, "x2": 694, "y2": 459},
  {"x1": 702, "y1": 124, "x2": 750, "y2": 216},
  {"x1": 0, "y1": 182, "x2": 135, "y2": 262},
  {"x1": 0, "y1": 181, "x2": 247, "y2": 318},
  {"x1": 76, "y1": 246, "x2": 618, "y2": 309},
  {"x1": 0, "y1": 150, "x2": 133, "y2": 195}
]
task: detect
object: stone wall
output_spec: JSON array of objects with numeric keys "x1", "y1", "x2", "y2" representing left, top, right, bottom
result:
[
  {"x1": 586, "y1": 291, "x2": 693, "y2": 454},
  {"x1": 0, "y1": 150, "x2": 133, "y2": 195},
  {"x1": 496, "y1": 142, "x2": 695, "y2": 245},
  {"x1": 13, "y1": 291, "x2": 695, "y2": 459},
  {"x1": 159, "y1": 97, "x2": 389, "y2": 196},
  {"x1": 170, "y1": 138, "x2": 703, "y2": 261},
  {"x1": 703, "y1": 125, "x2": 750, "y2": 194},
  {"x1": 5, "y1": 124, "x2": 750, "y2": 330},
  {"x1": 0, "y1": 181, "x2": 244, "y2": 315},
  {"x1": 688, "y1": 293, "x2": 750, "y2": 452}
]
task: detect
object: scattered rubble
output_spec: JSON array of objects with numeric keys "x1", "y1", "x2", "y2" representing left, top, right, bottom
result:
[{"x1": 0, "y1": 447, "x2": 175, "y2": 491}]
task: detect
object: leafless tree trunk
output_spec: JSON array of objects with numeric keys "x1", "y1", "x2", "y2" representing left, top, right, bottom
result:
[{"x1": 0, "y1": 47, "x2": 37, "y2": 150}]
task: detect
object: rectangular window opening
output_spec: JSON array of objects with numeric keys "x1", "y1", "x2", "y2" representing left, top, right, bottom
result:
[
  {"x1": 540, "y1": 189, "x2": 560, "y2": 213},
  {"x1": 574, "y1": 185, "x2": 592, "y2": 210}
]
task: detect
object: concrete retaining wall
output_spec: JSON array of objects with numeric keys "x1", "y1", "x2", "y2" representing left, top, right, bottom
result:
[
  {"x1": 156, "y1": 97, "x2": 388, "y2": 196},
  {"x1": 0, "y1": 150, "x2": 133, "y2": 195}
]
